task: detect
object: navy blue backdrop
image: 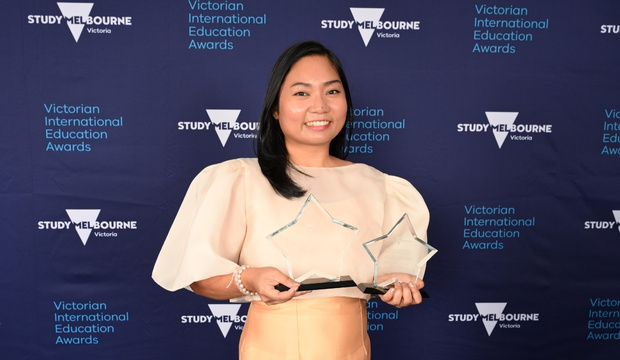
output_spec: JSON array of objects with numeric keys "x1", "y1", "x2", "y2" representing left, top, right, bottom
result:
[{"x1": 2, "y1": 1, "x2": 620, "y2": 359}]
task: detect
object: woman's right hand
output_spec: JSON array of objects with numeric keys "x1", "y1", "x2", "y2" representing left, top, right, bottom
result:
[{"x1": 243, "y1": 267, "x2": 308, "y2": 305}]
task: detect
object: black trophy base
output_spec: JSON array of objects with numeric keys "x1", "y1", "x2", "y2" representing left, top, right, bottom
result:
[
  {"x1": 357, "y1": 283, "x2": 429, "y2": 298},
  {"x1": 276, "y1": 275, "x2": 357, "y2": 292}
]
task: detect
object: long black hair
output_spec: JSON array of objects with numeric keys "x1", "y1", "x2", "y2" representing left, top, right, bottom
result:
[{"x1": 256, "y1": 41, "x2": 353, "y2": 199}]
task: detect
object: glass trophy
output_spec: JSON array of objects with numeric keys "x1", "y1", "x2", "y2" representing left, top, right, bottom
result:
[
  {"x1": 357, "y1": 213, "x2": 437, "y2": 297},
  {"x1": 268, "y1": 195, "x2": 358, "y2": 291}
]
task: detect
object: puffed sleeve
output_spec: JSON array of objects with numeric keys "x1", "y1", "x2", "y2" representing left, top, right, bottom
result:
[
  {"x1": 383, "y1": 174, "x2": 430, "y2": 242},
  {"x1": 152, "y1": 160, "x2": 247, "y2": 291},
  {"x1": 383, "y1": 174, "x2": 432, "y2": 279}
]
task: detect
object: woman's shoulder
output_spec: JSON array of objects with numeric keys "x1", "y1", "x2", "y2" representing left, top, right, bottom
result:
[
  {"x1": 187, "y1": 158, "x2": 261, "y2": 190},
  {"x1": 344, "y1": 162, "x2": 386, "y2": 179},
  {"x1": 196, "y1": 158, "x2": 259, "y2": 176},
  {"x1": 351, "y1": 163, "x2": 422, "y2": 197}
]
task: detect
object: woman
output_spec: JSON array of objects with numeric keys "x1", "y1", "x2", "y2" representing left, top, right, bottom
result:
[{"x1": 152, "y1": 40, "x2": 430, "y2": 359}]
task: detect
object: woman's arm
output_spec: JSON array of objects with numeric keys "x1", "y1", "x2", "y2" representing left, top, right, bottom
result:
[{"x1": 190, "y1": 266, "x2": 307, "y2": 305}]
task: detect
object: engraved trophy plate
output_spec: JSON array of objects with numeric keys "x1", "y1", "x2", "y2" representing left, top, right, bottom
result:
[
  {"x1": 357, "y1": 213, "x2": 437, "y2": 297},
  {"x1": 268, "y1": 195, "x2": 358, "y2": 291}
]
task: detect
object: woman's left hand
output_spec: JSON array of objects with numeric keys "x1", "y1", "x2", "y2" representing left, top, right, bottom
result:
[{"x1": 377, "y1": 273, "x2": 425, "y2": 308}]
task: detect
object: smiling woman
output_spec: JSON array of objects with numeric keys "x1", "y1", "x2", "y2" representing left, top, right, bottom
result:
[{"x1": 152, "y1": 40, "x2": 431, "y2": 360}]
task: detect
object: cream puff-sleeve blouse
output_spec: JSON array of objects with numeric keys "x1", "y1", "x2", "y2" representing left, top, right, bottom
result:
[{"x1": 152, "y1": 158, "x2": 430, "y2": 300}]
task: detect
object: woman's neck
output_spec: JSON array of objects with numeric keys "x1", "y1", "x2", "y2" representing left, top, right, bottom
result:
[{"x1": 288, "y1": 151, "x2": 351, "y2": 168}]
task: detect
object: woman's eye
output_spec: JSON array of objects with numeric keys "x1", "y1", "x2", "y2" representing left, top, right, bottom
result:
[
  {"x1": 293, "y1": 91, "x2": 308, "y2": 96},
  {"x1": 327, "y1": 89, "x2": 341, "y2": 95}
]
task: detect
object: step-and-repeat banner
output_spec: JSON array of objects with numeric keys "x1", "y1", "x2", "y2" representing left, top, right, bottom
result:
[{"x1": 1, "y1": 1, "x2": 619, "y2": 359}]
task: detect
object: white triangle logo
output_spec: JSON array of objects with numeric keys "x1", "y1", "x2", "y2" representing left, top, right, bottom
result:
[
  {"x1": 475, "y1": 302, "x2": 507, "y2": 336},
  {"x1": 57, "y1": 2, "x2": 94, "y2": 43},
  {"x1": 65, "y1": 209, "x2": 100, "y2": 245},
  {"x1": 208, "y1": 304, "x2": 242, "y2": 338},
  {"x1": 350, "y1": 8, "x2": 384, "y2": 47},
  {"x1": 485, "y1": 112, "x2": 518, "y2": 149},
  {"x1": 613, "y1": 210, "x2": 620, "y2": 234},
  {"x1": 206, "y1": 109, "x2": 241, "y2": 147}
]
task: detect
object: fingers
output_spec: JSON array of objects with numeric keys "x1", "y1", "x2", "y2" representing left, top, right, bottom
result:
[
  {"x1": 256, "y1": 275, "x2": 310, "y2": 304},
  {"x1": 413, "y1": 278, "x2": 425, "y2": 290},
  {"x1": 379, "y1": 280, "x2": 424, "y2": 308},
  {"x1": 247, "y1": 267, "x2": 302, "y2": 305},
  {"x1": 293, "y1": 290, "x2": 311, "y2": 298},
  {"x1": 261, "y1": 286, "x2": 297, "y2": 305}
]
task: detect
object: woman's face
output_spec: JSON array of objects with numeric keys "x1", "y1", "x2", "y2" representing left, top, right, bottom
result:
[{"x1": 273, "y1": 55, "x2": 347, "y2": 153}]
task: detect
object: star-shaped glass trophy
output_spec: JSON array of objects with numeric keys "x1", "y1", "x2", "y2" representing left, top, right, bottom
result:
[
  {"x1": 357, "y1": 213, "x2": 437, "y2": 297},
  {"x1": 268, "y1": 195, "x2": 358, "y2": 291}
]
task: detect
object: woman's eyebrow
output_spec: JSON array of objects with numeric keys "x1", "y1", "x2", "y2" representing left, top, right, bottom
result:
[{"x1": 289, "y1": 79, "x2": 342, "y2": 87}]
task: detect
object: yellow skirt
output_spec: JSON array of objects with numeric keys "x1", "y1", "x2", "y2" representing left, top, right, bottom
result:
[{"x1": 239, "y1": 297, "x2": 370, "y2": 360}]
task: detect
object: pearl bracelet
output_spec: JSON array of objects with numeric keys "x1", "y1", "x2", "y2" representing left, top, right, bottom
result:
[{"x1": 234, "y1": 265, "x2": 257, "y2": 296}]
